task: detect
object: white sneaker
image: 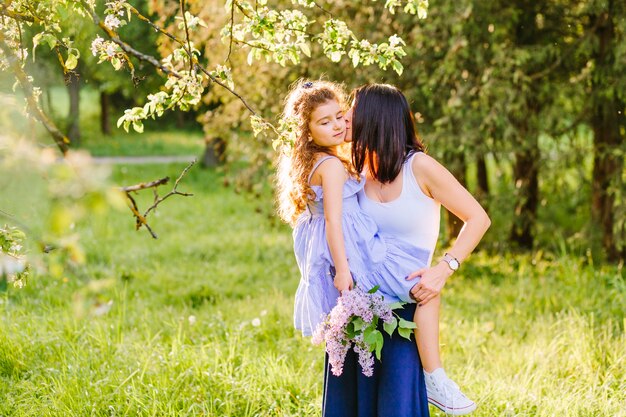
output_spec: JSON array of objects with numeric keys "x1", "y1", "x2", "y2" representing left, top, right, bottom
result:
[{"x1": 425, "y1": 368, "x2": 477, "y2": 415}]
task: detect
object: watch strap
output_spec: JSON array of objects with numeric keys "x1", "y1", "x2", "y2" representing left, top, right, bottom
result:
[{"x1": 442, "y1": 253, "x2": 460, "y2": 271}]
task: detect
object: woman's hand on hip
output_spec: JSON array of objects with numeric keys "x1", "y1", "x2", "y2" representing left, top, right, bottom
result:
[
  {"x1": 334, "y1": 271, "x2": 354, "y2": 293},
  {"x1": 406, "y1": 262, "x2": 453, "y2": 305}
]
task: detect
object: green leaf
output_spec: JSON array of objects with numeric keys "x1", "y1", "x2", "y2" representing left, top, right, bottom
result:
[
  {"x1": 398, "y1": 318, "x2": 417, "y2": 330},
  {"x1": 111, "y1": 57, "x2": 123, "y2": 71},
  {"x1": 388, "y1": 302, "x2": 405, "y2": 310},
  {"x1": 132, "y1": 121, "x2": 144, "y2": 133},
  {"x1": 300, "y1": 42, "x2": 311, "y2": 58},
  {"x1": 363, "y1": 326, "x2": 375, "y2": 345},
  {"x1": 374, "y1": 332, "x2": 384, "y2": 360},
  {"x1": 383, "y1": 317, "x2": 398, "y2": 336},
  {"x1": 41, "y1": 33, "x2": 57, "y2": 50},
  {"x1": 398, "y1": 326, "x2": 413, "y2": 340},
  {"x1": 392, "y1": 60, "x2": 404, "y2": 76},
  {"x1": 345, "y1": 321, "x2": 356, "y2": 339},
  {"x1": 65, "y1": 53, "x2": 78, "y2": 70},
  {"x1": 364, "y1": 328, "x2": 381, "y2": 349},
  {"x1": 352, "y1": 317, "x2": 366, "y2": 332},
  {"x1": 367, "y1": 285, "x2": 380, "y2": 294}
]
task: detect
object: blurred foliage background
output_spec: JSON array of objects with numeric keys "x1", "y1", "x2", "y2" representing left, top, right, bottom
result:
[{"x1": 3, "y1": 0, "x2": 624, "y2": 262}]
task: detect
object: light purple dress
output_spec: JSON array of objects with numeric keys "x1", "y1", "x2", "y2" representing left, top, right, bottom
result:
[{"x1": 292, "y1": 156, "x2": 431, "y2": 336}]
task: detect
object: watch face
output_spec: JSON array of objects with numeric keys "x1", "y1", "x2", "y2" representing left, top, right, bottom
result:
[{"x1": 449, "y1": 259, "x2": 459, "y2": 270}]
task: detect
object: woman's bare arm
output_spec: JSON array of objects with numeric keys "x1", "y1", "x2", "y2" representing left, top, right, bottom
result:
[{"x1": 408, "y1": 153, "x2": 491, "y2": 304}]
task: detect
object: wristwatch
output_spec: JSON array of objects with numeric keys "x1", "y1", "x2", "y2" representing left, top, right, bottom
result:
[{"x1": 441, "y1": 253, "x2": 460, "y2": 271}]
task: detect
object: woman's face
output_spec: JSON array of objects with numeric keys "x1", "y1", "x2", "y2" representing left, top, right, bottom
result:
[{"x1": 308, "y1": 100, "x2": 347, "y2": 148}]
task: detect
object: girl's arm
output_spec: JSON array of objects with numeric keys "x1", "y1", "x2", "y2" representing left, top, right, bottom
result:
[
  {"x1": 315, "y1": 158, "x2": 354, "y2": 293},
  {"x1": 407, "y1": 153, "x2": 491, "y2": 305}
]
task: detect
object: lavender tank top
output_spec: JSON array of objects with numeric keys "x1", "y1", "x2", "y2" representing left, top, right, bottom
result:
[{"x1": 357, "y1": 152, "x2": 441, "y2": 265}]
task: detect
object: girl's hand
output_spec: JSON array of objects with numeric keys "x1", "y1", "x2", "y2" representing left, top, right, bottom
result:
[
  {"x1": 333, "y1": 270, "x2": 354, "y2": 293},
  {"x1": 406, "y1": 262, "x2": 453, "y2": 305}
]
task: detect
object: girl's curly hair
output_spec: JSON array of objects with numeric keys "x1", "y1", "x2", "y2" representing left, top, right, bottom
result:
[{"x1": 275, "y1": 79, "x2": 356, "y2": 225}]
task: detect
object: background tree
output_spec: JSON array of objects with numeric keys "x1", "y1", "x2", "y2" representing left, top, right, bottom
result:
[{"x1": 2, "y1": 0, "x2": 625, "y2": 262}]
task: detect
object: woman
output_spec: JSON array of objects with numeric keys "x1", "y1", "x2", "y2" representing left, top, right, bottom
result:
[{"x1": 323, "y1": 84, "x2": 490, "y2": 416}]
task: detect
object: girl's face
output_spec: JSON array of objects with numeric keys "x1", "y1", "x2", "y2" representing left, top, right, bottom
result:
[
  {"x1": 308, "y1": 100, "x2": 346, "y2": 148},
  {"x1": 344, "y1": 105, "x2": 354, "y2": 143}
]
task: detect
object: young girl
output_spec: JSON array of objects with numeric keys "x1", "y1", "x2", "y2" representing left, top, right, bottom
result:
[{"x1": 276, "y1": 79, "x2": 477, "y2": 415}]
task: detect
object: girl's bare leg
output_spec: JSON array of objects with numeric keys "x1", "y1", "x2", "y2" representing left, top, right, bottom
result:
[{"x1": 413, "y1": 294, "x2": 441, "y2": 372}]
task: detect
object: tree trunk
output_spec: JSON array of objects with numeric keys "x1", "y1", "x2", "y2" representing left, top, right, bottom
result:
[
  {"x1": 45, "y1": 85, "x2": 54, "y2": 119},
  {"x1": 476, "y1": 154, "x2": 490, "y2": 201},
  {"x1": 176, "y1": 111, "x2": 185, "y2": 129},
  {"x1": 590, "y1": 6, "x2": 624, "y2": 262},
  {"x1": 201, "y1": 137, "x2": 226, "y2": 168},
  {"x1": 507, "y1": 0, "x2": 551, "y2": 250},
  {"x1": 510, "y1": 139, "x2": 539, "y2": 249},
  {"x1": 591, "y1": 108, "x2": 623, "y2": 262},
  {"x1": 100, "y1": 91, "x2": 111, "y2": 135},
  {"x1": 66, "y1": 72, "x2": 81, "y2": 146},
  {"x1": 445, "y1": 151, "x2": 466, "y2": 241}
]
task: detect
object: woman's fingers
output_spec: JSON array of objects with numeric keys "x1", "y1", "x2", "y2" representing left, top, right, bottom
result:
[
  {"x1": 406, "y1": 268, "x2": 425, "y2": 281},
  {"x1": 412, "y1": 284, "x2": 438, "y2": 302},
  {"x1": 411, "y1": 287, "x2": 429, "y2": 301},
  {"x1": 419, "y1": 292, "x2": 437, "y2": 305}
]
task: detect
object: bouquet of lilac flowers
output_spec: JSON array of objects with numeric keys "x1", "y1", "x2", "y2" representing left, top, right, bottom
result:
[{"x1": 312, "y1": 285, "x2": 417, "y2": 377}]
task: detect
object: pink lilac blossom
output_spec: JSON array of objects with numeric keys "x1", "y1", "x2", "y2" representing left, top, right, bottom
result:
[
  {"x1": 312, "y1": 285, "x2": 395, "y2": 377},
  {"x1": 353, "y1": 337, "x2": 375, "y2": 377}
]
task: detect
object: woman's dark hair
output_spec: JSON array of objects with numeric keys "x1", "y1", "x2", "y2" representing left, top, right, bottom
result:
[{"x1": 351, "y1": 84, "x2": 425, "y2": 183}]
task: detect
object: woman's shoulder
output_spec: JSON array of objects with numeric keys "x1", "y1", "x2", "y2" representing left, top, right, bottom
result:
[
  {"x1": 410, "y1": 151, "x2": 444, "y2": 176},
  {"x1": 409, "y1": 152, "x2": 448, "y2": 199}
]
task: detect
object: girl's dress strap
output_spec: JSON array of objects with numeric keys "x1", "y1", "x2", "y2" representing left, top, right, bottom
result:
[{"x1": 308, "y1": 155, "x2": 337, "y2": 183}]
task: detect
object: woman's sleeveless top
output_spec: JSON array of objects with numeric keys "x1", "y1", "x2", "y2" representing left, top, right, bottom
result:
[{"x1": 357, "y1": 152, "x2": 441, "y2": 265}]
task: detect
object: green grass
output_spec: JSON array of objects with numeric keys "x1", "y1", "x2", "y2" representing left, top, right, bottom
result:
[
  {"x1": 1, "y1": 162, "x2": 625, "y2": 416},
  {"x1": 80, "y1": 130, "x2": 205, "y2": 157}
]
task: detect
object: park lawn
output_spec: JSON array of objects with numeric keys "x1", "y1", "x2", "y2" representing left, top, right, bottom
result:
[
  {"x1": 1, "y1": 163, "x2": 625, "y2": 417},
  {"x1": 79, "y1": 129, "x2": 206, "y2": 157}
]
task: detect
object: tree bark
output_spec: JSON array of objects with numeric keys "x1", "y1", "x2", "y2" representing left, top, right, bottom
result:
[
  {"x1": 45, "y1": 85, "x2": 54, "y2": 119},
  {"x1": 176, "y1": 111, "x2": 185, "y2": 129},
  {"x1": 201, "y1": 137, "x2": 226, "y2": 168},
  {"x1": 508, "y1": 3, "x2": 543, "y2": 250},
  {"x1": 66, "y1": 71, "x2": 81, "y2": 146},
  {"x1": 590, "y1": 6, "x2": 624, "y2": 262},
  {"x1": 476, "y1": 154, "x2": 490, "y2": 201},
  {"x1": 510, "y1": 139, "x2": 540, "y2": 249},
  {"x1": 100, "y1": 91, "x2": 111, "y2": 135}
]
